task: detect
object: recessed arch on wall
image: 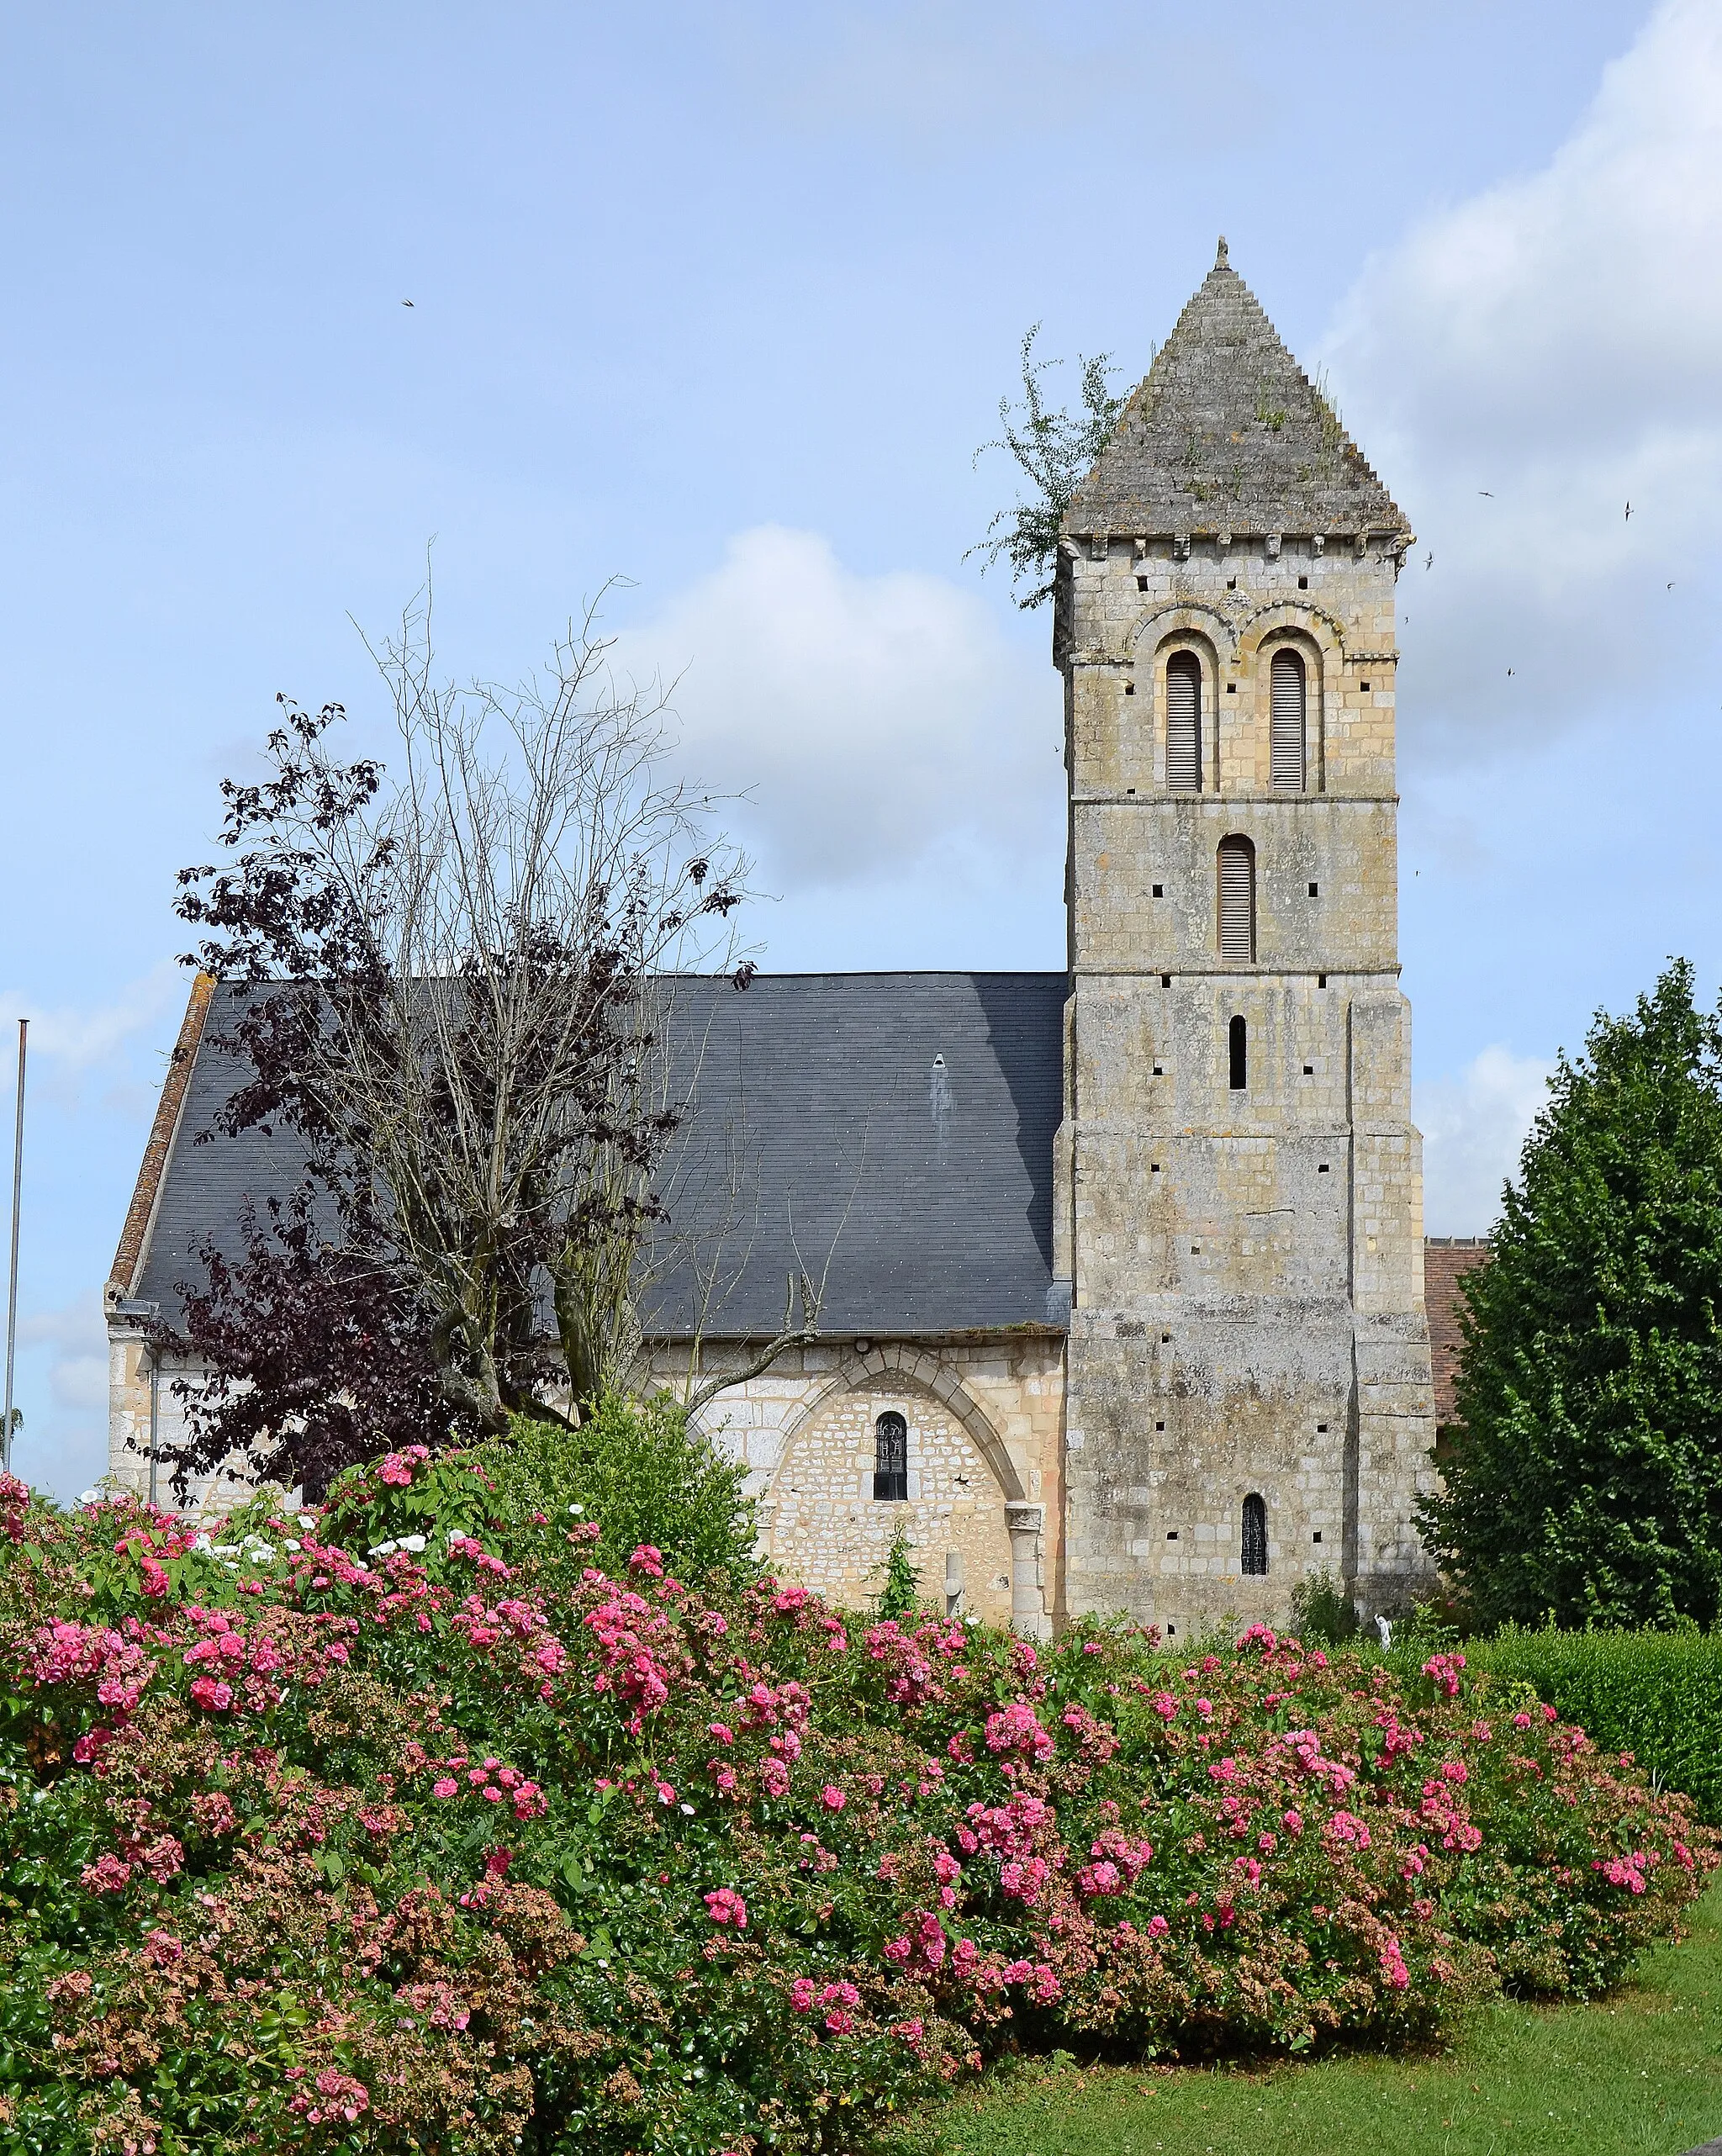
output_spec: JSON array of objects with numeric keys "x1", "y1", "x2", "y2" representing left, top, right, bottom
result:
[
  {"x1": 1141, "y1": 621, "x2": 1224, "y2": 794},
  {"x1": 763, "y1": 1349, "x2": 1025, "y2": 1503},
  {"x1": 1239, "y1": 609, "x2": 1336, "y2": 795}
]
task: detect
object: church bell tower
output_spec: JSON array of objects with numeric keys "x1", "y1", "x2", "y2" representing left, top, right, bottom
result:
[{"x1": 1054, "y1": 240, "x2": 1437, "y2": 1631}]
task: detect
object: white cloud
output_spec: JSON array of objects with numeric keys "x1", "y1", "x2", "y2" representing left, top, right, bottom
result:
[
  {"x1": 625, "y1": 526, "x2": 1059, "y2": 892},
  {"x1": 18, "y1": 1292, "x2": 110, "y2": 1414},
  {"x1": 0, "y1": 960, "x2": 184, "y2": 1073},
  {"x1": 1417, "y1": 1046, "x2": 1551, "y2": 1237},
  {"x1": 1327, "y1": 0, "x2": 1722, "y2": 749}
]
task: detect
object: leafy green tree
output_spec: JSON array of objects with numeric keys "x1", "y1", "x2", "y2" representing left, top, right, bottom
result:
[
  {"x1": 1421, "y1": 960, "x2": 1722, "y2": 1628},
  {"x1": 969, "y1": 325, "x2": 1125, "y2": 608}
]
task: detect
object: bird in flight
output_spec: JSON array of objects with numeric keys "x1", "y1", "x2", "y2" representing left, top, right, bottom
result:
[
  {"x1": 1507, "y1": 668, "x2": 1515, "y2": 678},
  {"x1": 1668, "y1": 580, "x2": 1677, "y2": 589},
  {"x1": 1424, "y1": 552, "x2": 1434, "y2": 570},
  {"x1": 1478, "y1": 489, "x2": 1493, "y2": 498},
  {"x1": 1625, "y1": 501, "x2": 1632, "y2": 521},
  {"x1": 402, "y1": 299, "x2": 415, "y2": 308}
]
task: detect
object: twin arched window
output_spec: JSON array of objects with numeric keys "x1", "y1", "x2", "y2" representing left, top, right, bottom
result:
[
  {"x1": 873, "y1": 1411, "x2": 908, "y2": 1503},
  {"x1": 1163, "y1": 645, "x2": 1309, "y2": 793}
]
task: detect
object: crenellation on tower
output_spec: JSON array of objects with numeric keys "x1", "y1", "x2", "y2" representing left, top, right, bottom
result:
[{"x1": 1054, "y1": 243, "x2": 1438, "y2": 1630}]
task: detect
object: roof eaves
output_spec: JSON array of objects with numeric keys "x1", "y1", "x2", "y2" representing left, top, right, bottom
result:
[{"x1": 106, "y1": 971, "x2": 216, "y2": 1312}]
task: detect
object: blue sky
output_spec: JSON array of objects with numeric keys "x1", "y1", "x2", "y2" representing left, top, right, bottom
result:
[{"x1": 3, "y1": 0, "x2": 1719, "y2": 1497}]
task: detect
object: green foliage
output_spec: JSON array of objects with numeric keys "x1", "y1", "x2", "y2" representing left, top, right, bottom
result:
[
  {"x1": 1465, "y1": 1625, "x2": 1722, "y2": 1825},
  {"x1": 969, "y1": 325, "x2": 1126, "y2": 608},
  {"x1": 900, "y1": 1883, "x2": 1722, "y2": 2156},
  {"x1": 1288, "y1": 1570, "x2": 1360, "y2": 1646},
  {"x1": 0, "y1": 1453, "x2": 1716, "y2": 2154},
  {"x1": 320, "y1": 1391, "x2": 759, "y2": 1588},
  {"x1": 1420, "y1": 960, "x2": 1722, "y2": 1629},
  {"x1": 874, "y1": 1526, "x2": 921, "y2": 1620}
]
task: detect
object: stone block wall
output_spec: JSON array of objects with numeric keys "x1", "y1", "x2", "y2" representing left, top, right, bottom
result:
[
  {"x1": 649, "y1": 1334, "x2": 1067, "y2": 1629},
  {"x1": 1056, "y1": 529, "x2": 1437, "y2": 1630}
]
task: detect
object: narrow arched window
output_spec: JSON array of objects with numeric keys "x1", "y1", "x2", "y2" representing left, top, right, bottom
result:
[
  {"x1": 1217, "y1": 837, "x2": 1255, "y2": 962},
  {"x1": 1270, "y1": 648, "x2": 1307, "y2": 791},
  {"x1": 873, "y1": 1411, "x2": 908, "y2": 1503},
  {"x1": 1228, "y1": 1014, "x2": 1247, "y2": 1090},
  {"x1": 1165, "y1": 651, "x2": 1202, "y2": 792},
  {"x1": 1241, "y1": 1492, "x2": 1268, "y2": 1576}
]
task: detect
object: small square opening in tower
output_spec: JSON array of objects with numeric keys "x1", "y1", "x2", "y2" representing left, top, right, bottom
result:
[
  {"x1": 1297, "y1": 574, "x2": 1308, "y2": 589},
  {"x1": 1318, "y1": 973, "x2": 1327, "y2": 988},
  {"x1": 1161, "y1": 1332, "x2": 1171, "y2": 1344},
  {"x1": 1313, "y1": 1530, "x2": 1323, "y2": 1544},
  {"x1": 1360, "y1": 679, "x2": 1371, "y2": 691},
  {"x1": 1227, "y1": 577, "x2": 1237, "y2": 590},
  {"x1": 1302, "y1": 1063, "x2": 1313, "y2": 1075},
  {"x1": 1152, "y1": 883, "x2": 1162, "y2": 896},
  {"x1": 1317, "y1": 1423, "x2": 1328, "y2": 1433},
  {"x1": 1155, "y1": 1419, "x2": 1165, "y2": 1431},
  {"x1": 1125, "y1": 679, "x2": 1136, "y2": 695},
  {"x1": 1308, "y1": 881, "x2": 1319, "y2": 897},
  {"x1": 1153, "y1": 1064, "x2": 1164, "y2": 1076},
  {"x1": 1318, "y1": 1163, "x2": 1330, "y2": 1174},
  {"x1": 1165, "y1": 1530, "x2": 1179, "y2": 1541},
  {"x1": 1226, "y1": 682, "x2": 1236, "y2": 694},
  {"x1": 1161, "y1": 973, "x2": 1171, "y2": 987}
]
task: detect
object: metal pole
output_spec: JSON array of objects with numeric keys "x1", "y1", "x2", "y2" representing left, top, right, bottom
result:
[{"x1": 2, "y1": 1020, "x2": 24, "y2": 1473}]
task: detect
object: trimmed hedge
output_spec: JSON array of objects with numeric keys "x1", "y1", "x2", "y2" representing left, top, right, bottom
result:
[{"x1": 1464, "y1": 1628, "x2": 1722, "y2": 1824}]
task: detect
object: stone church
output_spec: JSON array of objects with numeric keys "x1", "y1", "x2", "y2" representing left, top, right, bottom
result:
[{"x1": 107, "y1": 244, "x2": 1461, "y2": 1638}]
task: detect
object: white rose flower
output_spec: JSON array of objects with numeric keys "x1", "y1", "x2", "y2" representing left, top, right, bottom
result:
[{"x1": 399, "y1": 1535, "x2": 426, "y2": 1553}]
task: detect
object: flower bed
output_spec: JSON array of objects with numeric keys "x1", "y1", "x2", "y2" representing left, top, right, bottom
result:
[{"x1": 0, "y1": 1423, "x2": 1713, "y2": 2155}]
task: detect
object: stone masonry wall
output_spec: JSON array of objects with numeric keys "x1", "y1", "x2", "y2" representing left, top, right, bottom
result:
[
  {"x1": 652, "y1": 1335, "x2": 1067, "y2": 1625},
  {"x1": 1058, "y1": 530, "x2": 1438, "y2": 1631}
]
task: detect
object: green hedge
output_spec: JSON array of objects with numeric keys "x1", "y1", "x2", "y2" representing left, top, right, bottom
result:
[{"x1": 1464, "y1": 1628, "x2": 1722, "y2": 1824}]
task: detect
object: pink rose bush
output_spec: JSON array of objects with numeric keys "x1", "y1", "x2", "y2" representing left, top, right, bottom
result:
[{"x1": 0, "y1": 1435, "x2": 1713, "y2": 2156}]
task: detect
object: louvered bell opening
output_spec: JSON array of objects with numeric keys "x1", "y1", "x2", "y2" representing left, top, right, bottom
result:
[
  {"x1": 1270, "y1": 648, "x2": 1306, "y2": 791},
  {"x1": 1165, "y1": 653, "x2": 1202, "y2": 791},
  {"x1": 1218, "y1": 839, "x2": 1255, "y2": 963}
]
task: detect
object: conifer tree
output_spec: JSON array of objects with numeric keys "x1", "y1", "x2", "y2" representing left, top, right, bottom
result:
[{"x1": 1420, "y1": 960, "x2": 1722, "y2": 1628}]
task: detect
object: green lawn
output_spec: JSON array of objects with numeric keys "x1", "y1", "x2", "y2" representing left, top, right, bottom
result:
[{"x1": 896, "y1": 1886, "x2": 1722, "y2": 2156}]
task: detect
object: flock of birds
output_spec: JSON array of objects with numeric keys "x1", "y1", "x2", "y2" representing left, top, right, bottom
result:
[{"x1": 1422, "y1": 493, "x2": 1677, "y2": 680}]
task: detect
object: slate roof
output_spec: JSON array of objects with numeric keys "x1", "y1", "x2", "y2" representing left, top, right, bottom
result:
[
  {"x1": 1065, "y1": 240, "x2": 1410, "y2": 542},
  {"x1": 124, "y1": 973, "x2": 1069, "y2": 1340}
]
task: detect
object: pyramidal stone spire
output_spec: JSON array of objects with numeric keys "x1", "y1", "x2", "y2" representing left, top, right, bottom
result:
[{"x1": 1065, "y1": 247, "x2": 1409, "y2": 543}]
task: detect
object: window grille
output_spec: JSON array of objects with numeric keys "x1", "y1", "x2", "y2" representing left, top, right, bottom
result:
[
  {"x1": 873, "y1": 1411, "x2": 908, "y2": 1503},
  {"x1": 1228, "y1": 1014, "x2": 1248, "y2": 1090},
  {"x1": 1165, "y1": 652, "x2": 1202, "y2": 791},
  {"x1": 1218, "y1": 838, "x2": 1255, "y2": 962},
  {"x1": 1270, "y1": 648, "x2": 1307, "y2": 790},
  {"x1": 1241, "y1": 1492, "x2": 1269, "y2": 1576}
]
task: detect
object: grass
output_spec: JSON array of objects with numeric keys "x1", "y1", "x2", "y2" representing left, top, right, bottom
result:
[{"x1": 894, "y1": 1884, "x2": 1722, "y2": 2156}]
